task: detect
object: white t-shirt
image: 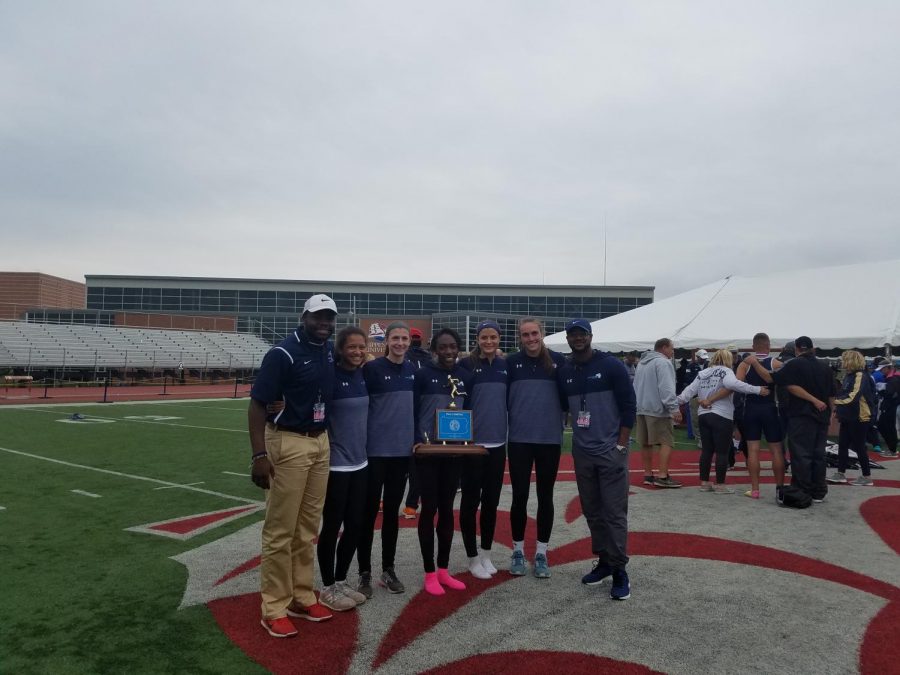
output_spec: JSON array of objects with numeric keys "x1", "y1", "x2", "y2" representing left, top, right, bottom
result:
[{"x1": 676, "y1": 366, "x2": 762, "y2": 421}]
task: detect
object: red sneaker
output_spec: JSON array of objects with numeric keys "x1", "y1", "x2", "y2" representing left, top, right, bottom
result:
[
  {"x1": 287, "y1": 602, "x2": 333, "y2": 622},
  {"x1": 260, "y1": 616, "x2": 298, "y2": 638}
]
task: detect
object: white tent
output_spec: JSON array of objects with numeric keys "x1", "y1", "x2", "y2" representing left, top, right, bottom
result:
[{"x1": 545, "y1": 259, "x2": 900, "y2": 353}]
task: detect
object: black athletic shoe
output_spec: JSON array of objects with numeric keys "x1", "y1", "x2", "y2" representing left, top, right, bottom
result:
[
  {"x1": 654, "y1": 475, "x2": 683, "y2": 489},
  {"x1": 582, "y1": 559, "x2": 613, "y2": 586},
  {"x1": 610, "y1": 569, "x2": 631, "y2": 600},
  {"x1": 357, "y1": 572, "x2": 373, "y2": 599}
]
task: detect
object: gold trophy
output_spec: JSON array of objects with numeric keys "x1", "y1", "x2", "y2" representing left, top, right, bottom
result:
[{"x1": 414, "y1": 374, "x2": 486, "y2": 456}]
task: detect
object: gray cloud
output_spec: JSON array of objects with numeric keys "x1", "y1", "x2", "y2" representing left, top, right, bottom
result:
[{"x1": 1, "y1": 1, "x2": 898, "y2": 295}]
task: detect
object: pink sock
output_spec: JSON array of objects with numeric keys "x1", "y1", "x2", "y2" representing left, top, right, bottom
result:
[
  {"x1": 437, "y1": 568, "x2": 466, "y2": 590},
  {"x1": 424, "y1": 572, "x2": 445, "y2": 596}
]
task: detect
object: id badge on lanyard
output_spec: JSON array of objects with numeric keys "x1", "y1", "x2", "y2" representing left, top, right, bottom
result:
[
  {"x1": 313, "y1": 394, "x2": 325, "y2": 423},
  {"x1": 576, "y1": 410, "x2": 591, "y2": 428}
]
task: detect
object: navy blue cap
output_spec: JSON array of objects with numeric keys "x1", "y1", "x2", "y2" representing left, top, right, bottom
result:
[
  {"x1": 565, "y1": 319, "x2": 592, "y2": 334},
  {"x1": 475, "y1": 320, "x2": 501, "y2": 336}
]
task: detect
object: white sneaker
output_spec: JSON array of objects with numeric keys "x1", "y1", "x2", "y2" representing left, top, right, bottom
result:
[
  {"x1": 468, "y1": 556, "x2": 491, "y2": 579},
  {"x1": 479, "y1": 552, "x2": 498, "y2": 575}
]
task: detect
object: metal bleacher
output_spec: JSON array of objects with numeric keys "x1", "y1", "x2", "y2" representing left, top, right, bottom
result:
[{"x1": 0, "y1": 321, "x2": 272, "y2": 371}]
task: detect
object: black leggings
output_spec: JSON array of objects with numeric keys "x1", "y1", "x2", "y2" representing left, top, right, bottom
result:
[
  {"x1": 318, "y1": 467, "x2": 367, "y2": 586},
  {"x1": 459, "y1": 444, "x2": 507, "y2": 557},
  {"x1": 357, "y1": 456, "x2": 408, "y2": 574},
  {"x1": 416, "y1": 455, "x2": 462, "y2": 573},
  {"x1": 877, "y1": 404, "x2": 898, "y2": 454},
  {"x1": 838, "y1": 418, "x2": 871, "y2": 476},
  {"x1": 508, "y1": 442, "x2": 561, "y2": 543},
  {"x1": 699, "y1": 413, "x2": 733, "y2": 483},
  {"x1": 405, "y1": 455, "x2": 420, "y2": 508}
]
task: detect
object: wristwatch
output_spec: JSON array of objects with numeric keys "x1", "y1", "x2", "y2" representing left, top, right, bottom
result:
[{"x1": 615, "y1": 444, "x2": 628, "y2": 454}]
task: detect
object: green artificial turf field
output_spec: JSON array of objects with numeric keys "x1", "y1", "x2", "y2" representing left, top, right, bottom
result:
[
  {"x1": 1, "y1": 399, "x2": 712, "y2": 673},
  {"x1": 0, "y1": 399, "x2": 268, "y2": 674}
]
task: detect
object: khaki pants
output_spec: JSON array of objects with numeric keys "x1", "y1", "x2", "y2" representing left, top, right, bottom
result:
[{"x1": 259, "y1": 427, "x2": 330, "y2": 619}]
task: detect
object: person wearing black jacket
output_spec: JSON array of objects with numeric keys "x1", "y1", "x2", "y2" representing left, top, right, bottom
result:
[
  {"x1": 874, "y1": 359, "x2": 899, "y2": 457},
  {"x1": 747, "y1": 336, "x2": 836, "y2": 504},
  {"x1": 827, "y1": 351, "x2": 877, "y2": 486}
]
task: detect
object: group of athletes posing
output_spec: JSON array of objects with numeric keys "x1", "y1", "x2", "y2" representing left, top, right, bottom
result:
[{"x1": 248, "y1": 295, "x2": 635, "y2": 638}]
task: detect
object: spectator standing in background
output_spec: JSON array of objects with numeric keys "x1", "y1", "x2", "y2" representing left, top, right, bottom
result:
[{"x1": 634, "y1": 338, "x2": 683, "y2": 488}]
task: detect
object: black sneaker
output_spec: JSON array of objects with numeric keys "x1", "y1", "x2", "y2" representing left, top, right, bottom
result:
[
  {"x1": 642, "y1": 475, "x2": 655, "y2": 486},
  {"x1": 581, "y1": 559, "x2": 612, "y2": 586},
  {"x1": 654, "y1": 475, "x2": 683, "y2": 489},
  {"x1": 775, "y1": 485, "x2": 785, "y2": 506},
  {"x1": 610, "y1": 568, "x2": 631, "y2": 600},
  {"x1": 380, "y1": 567, "x2": 405, "y2": 594},
  {"x1": 357, "y1": 572, "x2": 373, "y2": 599}
]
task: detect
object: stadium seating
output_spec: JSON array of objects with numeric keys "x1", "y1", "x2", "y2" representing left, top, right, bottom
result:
[{"x1": 0, "y1": 321, "x2": 272, "y2": 370}]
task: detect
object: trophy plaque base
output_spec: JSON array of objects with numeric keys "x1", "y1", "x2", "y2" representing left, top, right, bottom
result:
[{"x1": 414, "y1": 443, "x2": 487, "y2": 456}]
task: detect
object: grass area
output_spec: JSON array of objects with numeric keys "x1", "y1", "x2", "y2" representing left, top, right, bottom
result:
[{"x1": 0, "y1": 399, "x2": 267, "y2": 674}]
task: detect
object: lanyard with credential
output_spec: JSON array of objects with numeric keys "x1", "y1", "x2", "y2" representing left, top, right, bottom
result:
[{"x1": 575, "y1": 359, "x2": 592, "y2": 428}]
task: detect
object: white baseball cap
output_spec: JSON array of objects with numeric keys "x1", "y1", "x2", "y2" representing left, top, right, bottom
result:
[
  {"x1": 302, "y1": 294, "x2": 337, "y2": 316},
  {"x1": 695, "y1": 349, "x2": 709, "y2": 360}
]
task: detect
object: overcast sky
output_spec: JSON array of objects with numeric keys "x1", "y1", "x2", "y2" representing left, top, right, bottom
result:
[{"x1": 1, "y1": 1, "x2": 898, "y2": 298}]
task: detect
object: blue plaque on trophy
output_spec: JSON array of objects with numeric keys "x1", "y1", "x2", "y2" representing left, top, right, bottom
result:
[{"x1": 435, "y1": 409, "x2": 473, "y2": 442}]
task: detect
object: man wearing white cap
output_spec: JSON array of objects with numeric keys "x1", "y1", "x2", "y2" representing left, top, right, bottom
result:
[{"x1": 248, "y1": 294, "x2": 338, "y2": 637}]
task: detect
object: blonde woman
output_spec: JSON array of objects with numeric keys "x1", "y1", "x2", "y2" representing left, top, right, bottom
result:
[
  {"x1": 827, "y1": 351, "x2": 876, "y2": 486},
  {"x1": 676, "y1": 350, "x2": 769, "y2": 493}
]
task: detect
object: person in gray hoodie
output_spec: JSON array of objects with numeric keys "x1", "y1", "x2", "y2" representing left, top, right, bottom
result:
[{"x1": 633, "y1": 338, "x2": 683, "y2": 488}]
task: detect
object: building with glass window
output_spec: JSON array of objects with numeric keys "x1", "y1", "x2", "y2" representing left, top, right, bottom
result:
[{"x1": 80, "y1": 275, "x2": 653, "y2": 352}]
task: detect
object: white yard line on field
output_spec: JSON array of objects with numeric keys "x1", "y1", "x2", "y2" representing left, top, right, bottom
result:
[
  {"x1": 71, "y1": 489, "x2": 101, "y2": 498},
  {"x1": 10, "y1": 407, "x2": 247, "y2": 433},
  {"x1": 223, "y1": 471, "x2": 250, "y2": 477},
  {"x1": 0, "y1": 446, "x2": 262, "y2": 505}
]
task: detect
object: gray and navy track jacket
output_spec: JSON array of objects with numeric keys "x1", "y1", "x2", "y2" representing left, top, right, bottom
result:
[
  {"x1": 458, "y1": 355, "x2": 508, "y2": 446},
  {"x1": 558, "y1": 350, "x2": 637, "y2": 456},
  {"x1": 506, "y1": 350, "x2": 566, "y2": 445},
  {"x1": 363, "y1": 356, "x2": 416, "y2": 457},
  {"x1": 327, "y1": 365, "x2": 369, "y2": 471}
]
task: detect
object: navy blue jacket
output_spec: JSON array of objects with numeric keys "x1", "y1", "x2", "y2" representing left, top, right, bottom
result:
[
  {"x1": 250, "y1": 328, "x2": 335, "y2": 431},
  {"x1": 328, "y1": 365, "x2": 369, "y2": 470},
  {"x1": 459, "y1": 355, "x2": 508, "y2": 445},
  {"x1": 507, "y1": 350, "x2": 566, "y2": 444},
  {"x1": 363, "y1": 356, "x2": 416, "y2": 457},
  {"x1": 414, "y1": 361, "x2": 472, "y2": 444},
  {"x1": 558, "y1": 350, "x2": 637, "y2": 456}
]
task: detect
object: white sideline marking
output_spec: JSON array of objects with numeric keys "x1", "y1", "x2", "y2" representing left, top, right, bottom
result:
[
  {"x1": 71, "y1": 489, "x2": 101, "y2": 498},
  {"x1": 0, "y1": 446, "x2": 261, "y2": 505},
  {"x1": 154, "y1": 482, "x2": 205, "y2": 491},
  {"x1": 0, "y1": 505, "x2": 6, "y2": 510},
  {"x1": 223, "y1": 471, "x2": 249, "y2": 477},
  {"x1": 12, "y1": 407, "x2": 246, "y2": 434}
]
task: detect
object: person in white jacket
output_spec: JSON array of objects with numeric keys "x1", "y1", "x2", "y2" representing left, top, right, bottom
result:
[{"x1": 677, "y1": 350, "x2": 770, "y2": 493}]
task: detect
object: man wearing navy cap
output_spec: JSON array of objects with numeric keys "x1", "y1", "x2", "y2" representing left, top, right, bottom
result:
[
  {"x1": 248, "y1": 293, "x2": 338, "y2": 637},
  {"x1": 558, "y1": 319, "x2": 637, "y2": 600}
]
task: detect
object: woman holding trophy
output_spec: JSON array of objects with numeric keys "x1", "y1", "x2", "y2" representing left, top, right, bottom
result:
[{"x1": 413, "y1": 328, "x2": 473, "y2": 595}]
